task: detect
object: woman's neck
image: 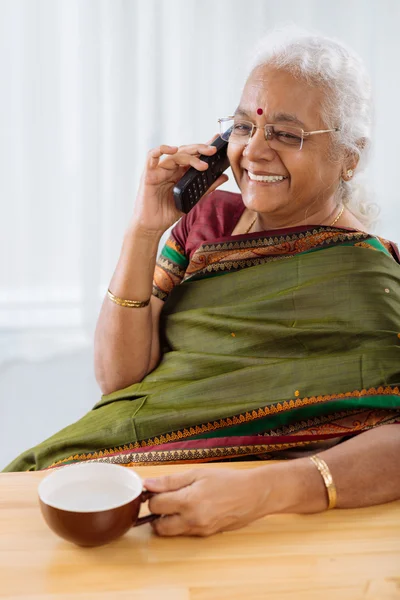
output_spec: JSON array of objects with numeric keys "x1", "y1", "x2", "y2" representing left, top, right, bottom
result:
[{"x1": 251, "y1": 202, "x2": 342, "y2": 233}]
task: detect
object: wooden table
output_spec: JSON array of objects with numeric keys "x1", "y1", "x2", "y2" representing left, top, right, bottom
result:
[{"x1": 1, "y1": 462, "x2": 400, "y2": 600}]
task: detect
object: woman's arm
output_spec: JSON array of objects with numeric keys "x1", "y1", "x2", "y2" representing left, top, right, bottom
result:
[
  {"x1": 270, "y1": 423, "x2": 400, "y2": 513},
  {"x1": 145, "y1": 424, "x2": 400, "y2": 537},
  {"x1": 94, "y1": 225, "x2": 164, "y2": 395},
  {"x1": 94, "y1": 141, "x2": 227, "y2": 395}
]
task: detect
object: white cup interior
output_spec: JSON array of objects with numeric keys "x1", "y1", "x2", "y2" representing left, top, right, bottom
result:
[{"x1": 38, "y1": 462, "x2": 143, "y2": 513}]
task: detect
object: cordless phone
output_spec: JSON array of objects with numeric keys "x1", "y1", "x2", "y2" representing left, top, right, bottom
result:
[{"x1": 173, "y1": 136, "x2": 229, "y2": 214}]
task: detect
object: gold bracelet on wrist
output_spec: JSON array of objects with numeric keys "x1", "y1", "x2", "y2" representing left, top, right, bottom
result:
[
  {"x1": 309, "y1": 455, "x2": 337, "y2": 510},
  {"x1": 107, "y1": 288, "x2": 151, "y2": 308}
]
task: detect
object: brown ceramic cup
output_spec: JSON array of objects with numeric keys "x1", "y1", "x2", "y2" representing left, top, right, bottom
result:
[{"x1": 38, "y1": 462, "x2": 158, "y2": 547}]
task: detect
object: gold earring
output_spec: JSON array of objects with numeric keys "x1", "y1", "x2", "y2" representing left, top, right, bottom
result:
[{"x1": 347, "y1": 169, "x2": 353, "y2": 178}]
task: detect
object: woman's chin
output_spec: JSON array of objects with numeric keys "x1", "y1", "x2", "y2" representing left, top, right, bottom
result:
[
  {"x1": 240, "y1": 174, "x2": 289, "y2": 212},
  {"x1": 241, "y1": 190, "x2": 288, "y2": 214}
]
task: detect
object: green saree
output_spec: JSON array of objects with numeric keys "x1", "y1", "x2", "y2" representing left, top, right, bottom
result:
[{"x1": 4, "y1": 223, "x2": 400, "y2": 471}]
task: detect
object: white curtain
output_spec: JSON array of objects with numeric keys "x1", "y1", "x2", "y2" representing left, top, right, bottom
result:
[{"x1": 1, "y1": 0, "x2": 399, "y2": 363}]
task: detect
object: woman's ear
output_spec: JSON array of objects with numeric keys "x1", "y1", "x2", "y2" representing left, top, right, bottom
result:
[
  {"x1": 356, "y1": 137, "x2": 367, "y2": 151},
  {"x1": 342, "y1": 139, "x2": 365, "y2": 179},
  {"x1": 342, "y1": 156, "x2": 358, "y2": 180}
]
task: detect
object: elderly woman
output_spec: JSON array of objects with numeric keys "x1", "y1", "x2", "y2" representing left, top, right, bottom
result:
[{"x1": 5, "y1": 30, "x2": 400, "y2": 537}]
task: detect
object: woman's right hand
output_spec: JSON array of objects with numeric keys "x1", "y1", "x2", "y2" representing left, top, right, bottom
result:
[{"x1": 131, "y1": 139, "x2": 229, "y2": 235}]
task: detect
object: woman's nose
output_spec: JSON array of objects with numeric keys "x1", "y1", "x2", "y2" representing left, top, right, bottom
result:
[{"x1": 242, "y1": 127, "x2": 276, "y2": 160}]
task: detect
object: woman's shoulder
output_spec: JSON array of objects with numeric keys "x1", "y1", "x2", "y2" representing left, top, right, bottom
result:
[
  {"x1": 172, "y1": 189, "x2": 245, "y2": 257},
  {"x1": 359, "y1": 231, "x2": 400, "y2": 263},
  {"x1": 374, "y1": 235, "x2": 400, "y2": 263},
  {"x1": 338, "y1": 210, "x2": 400, "y2": 263}
]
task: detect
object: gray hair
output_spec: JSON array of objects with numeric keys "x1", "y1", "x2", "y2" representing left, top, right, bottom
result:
[{"x1": 245, "y1": 26, "x2": 379, "y2": 230}]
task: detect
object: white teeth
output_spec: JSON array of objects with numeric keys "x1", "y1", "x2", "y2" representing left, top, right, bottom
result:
[{"x1": 247, "y1": 172, "x2": 286, "y2": 182}]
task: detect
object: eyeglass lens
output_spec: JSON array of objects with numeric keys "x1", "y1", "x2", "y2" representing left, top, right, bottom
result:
[{"x1": 220, "y1": 119, "x2": 303, "y2": 150}]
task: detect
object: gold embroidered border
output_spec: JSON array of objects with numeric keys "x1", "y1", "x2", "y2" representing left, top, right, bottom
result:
[
  {"x1": 152, "y1": 259, "x2": 186, "y2": 299},
  {"x1": 195, "y1": 228, "x2": 368, "y2": 254},
  {"x1": 376, "y1": 236, "x2": 398, "y2": 258},
  {"x1": 262, "y1": 408, "x2": 358, "y2": 436},
  {"x1": 165, "y1": 237, "x2": 185, "y2": 256},
  {"x1": 183, "y1": 229, "x2": 370, "y2": 279},
  {"x1": 152, "y1": 285, "x2": 168, "y2": 301},
  {"x1": 354, "y1": 241, "x2": 377, "y2": 250},
  {"x1": 183, "y1": 253, "x2": 296, "y2": 281},
  {"x1": 269, "y1": 409, "x2": 398, "y2": 438},
  {"x1": 49, "y1": 441, "x2": 314, "y2": 468},
  {"x1": 156, "y1": 256, "x2": 186, "y2": 278},
  {"x1": 48, "y1": 385, "x2": 400, "y2": 468}
]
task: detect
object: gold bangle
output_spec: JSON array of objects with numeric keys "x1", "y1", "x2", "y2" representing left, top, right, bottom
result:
[
  {"x1": 309, "y1": 455, "x2": 337, "y2": 510},
  {"x1": 107, "y1": 288, "x2": 151, "y2": 308}
]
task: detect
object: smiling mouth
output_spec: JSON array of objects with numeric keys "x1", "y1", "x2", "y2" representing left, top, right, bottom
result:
[{"x1": 245, "y1": 170, "x2": 288, "y2": 184}]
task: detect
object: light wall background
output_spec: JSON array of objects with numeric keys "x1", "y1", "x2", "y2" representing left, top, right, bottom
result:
[{"x1": 1, "y1": 0, "x2": 399, "y2": 468}]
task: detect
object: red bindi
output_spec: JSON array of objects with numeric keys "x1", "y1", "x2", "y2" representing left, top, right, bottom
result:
[{"x1": 257, "y1": 108, "x2": 263, "y2": 115}]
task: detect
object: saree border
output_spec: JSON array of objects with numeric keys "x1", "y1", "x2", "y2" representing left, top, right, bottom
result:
[
  {"x1": 47, "y1": 386, "x2": 400, "y2": 469},
  {"x1": 49, "y1": 441, "x2": 315, "y2": 467},
  {"x1": 47, "y1": 410, "x2": 400, "y2": 468},
  {"x1": 182, "y1": 229, "x2": 392, "y2": 282},
  {"x1": 152, "y1": 224, "x2": 399, "y2": 300}
]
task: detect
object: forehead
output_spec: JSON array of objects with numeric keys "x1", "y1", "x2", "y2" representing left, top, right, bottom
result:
[{"x1": 239, "y1": 66, "x2": 326, "y2": 127}]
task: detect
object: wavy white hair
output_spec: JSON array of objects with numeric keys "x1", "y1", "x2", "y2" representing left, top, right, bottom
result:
[{"x1": 245, "y1": 25, "x2": 379, "y2": 230}]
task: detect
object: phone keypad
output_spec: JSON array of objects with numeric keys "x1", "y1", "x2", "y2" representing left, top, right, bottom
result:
[
  {"x1": 197, "y1": 177, "x2": 204, "y2": 196},
  {"x1": 176, "y1": 143, "x2": 228, "y2": 213},
  {"x1": 186, "y1": 161, "x2": 217, "y2": 208}
]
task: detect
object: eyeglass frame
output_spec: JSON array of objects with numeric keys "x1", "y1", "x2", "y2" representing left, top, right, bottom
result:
[{"x1": 218, "y1": 116, "x2": 340, "y2": 151}]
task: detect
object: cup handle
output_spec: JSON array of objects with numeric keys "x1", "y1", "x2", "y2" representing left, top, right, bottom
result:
[{"x1": 134, "y1": 490, "x2": 159, "y2": 526}]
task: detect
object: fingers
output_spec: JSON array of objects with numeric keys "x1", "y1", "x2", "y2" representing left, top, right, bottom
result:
[
  {"x1": 149, "y1": 488, "x2": 188, "y2": 516},
  {"x1": 146, "y1": 471, "x2": 197, "y2": 517},
  {"x1": 144, "y1": 470, "x2": 197, "y2": 493},
  {"x1": 147, "y1": 143, "x2": 217, "y2": 171},
  {"x1": 160, "y1": 144, "x2": 217, "y2": 172},
  {"x1": 178, "y1": 143, "x2": 217, "y2": 156},
  {"x1": 152, "y1": 514, "x2": 189, "y2": 537},
  {"x1": 160, "y1": 154, "x2": 209, "y2": 172},
  {"x1": 147, "y1": 145, "x2": 178, "y2": 169},
  {"x1": 152, "y1": 513, "x2": 213, "y2": 537}
]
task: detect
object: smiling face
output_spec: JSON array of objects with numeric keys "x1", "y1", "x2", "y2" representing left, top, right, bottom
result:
[{"x1": 228, "y1": 66, "x2": 349, "y2": 226}]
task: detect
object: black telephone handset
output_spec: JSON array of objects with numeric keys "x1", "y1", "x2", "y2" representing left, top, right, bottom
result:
[{"x1": 173, "y1": 136, "x2": 229, "y2": 214}]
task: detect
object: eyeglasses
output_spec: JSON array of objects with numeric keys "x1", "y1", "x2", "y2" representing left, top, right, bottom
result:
[{"x1": 218, "y1": 116, "x2": 339, "y2": 151}]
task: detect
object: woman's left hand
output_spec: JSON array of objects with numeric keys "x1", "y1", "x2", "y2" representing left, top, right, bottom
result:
[{"x1": 143, "y1": 468, "x2": 271, "y2": 537}]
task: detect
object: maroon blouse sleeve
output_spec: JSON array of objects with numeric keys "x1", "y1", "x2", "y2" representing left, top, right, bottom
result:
[{"x1": 152, "y1": 190, "x2": 244, "y2": 300}]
